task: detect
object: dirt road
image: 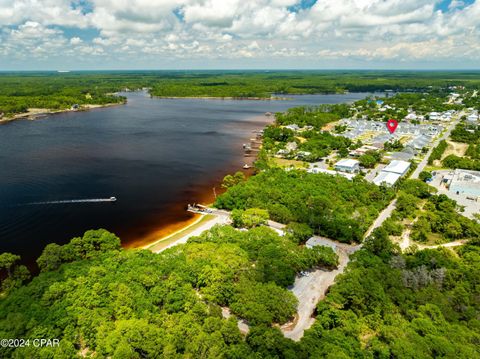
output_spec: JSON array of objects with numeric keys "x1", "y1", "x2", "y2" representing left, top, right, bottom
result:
[{"x1": 282, "y1": 249, "x2": 352, "y2": 341}]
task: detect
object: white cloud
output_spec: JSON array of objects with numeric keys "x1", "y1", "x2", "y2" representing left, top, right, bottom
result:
[
  {"x1": 70, "y1": 36, "x2": 83, "y2": 45},
  {"x1": 0, "y1": 0, "x2": 479, "y2": 68}
]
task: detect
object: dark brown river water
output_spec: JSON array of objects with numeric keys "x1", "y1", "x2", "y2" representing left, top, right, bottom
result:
[{"x1": 0, "y1": 91, "x2": 375, "y2": 264}]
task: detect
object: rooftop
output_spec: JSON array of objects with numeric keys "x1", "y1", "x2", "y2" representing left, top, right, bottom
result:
[
  {"x1": 373, "y1": 172, "x2": 402, "y2": 186},
  {"x1": 335, "y1": 159, "x2": 359, "y2": 168},
  {"x1": 452, "y1": 169, "x2": 480, "y2": 185},
  {"x1": 382, "y1": 160, "x2": 411, "y2": 175}
]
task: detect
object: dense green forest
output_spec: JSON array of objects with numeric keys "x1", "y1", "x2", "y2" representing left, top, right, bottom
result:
[
  {"x1": 0, "y1": 227, "x2": 337, "y2": 358},
  {"x1": 0, "y1": 74, "x2": 127, "y2": 116},
  {"x1": 215, "y1": 169, "x2": 394, "y2": 243},
  {"x1": 301, "y1": 232, "x2": 480, "y2": 358},
  {"x1": 440, "y1": 122, "x2": 480, "y2": 170},
  {"x1": 380, "y1": 179, "x2": 480, "y2": 244},
  {"x1": 2, "y1": 70, "x2": 480, "y2": 116},
  {"x1": 2, "y1": 71, "x2": 480, "y2": 358},
  {"x1": 148, "y1": 71, "x2": 480, "y2": 98},
  {"x1": 275, "y1": 104, "x2": 350, "y2": 129},
  {"x1": 450, "y1": 123, "x2": 480, "y2": 144},
  {"x1": 1, "y1": 225, "x2": 479, "y2": 358},
  {"x1": 427, "y1": 140, "x2": 448, "y2": 165}
]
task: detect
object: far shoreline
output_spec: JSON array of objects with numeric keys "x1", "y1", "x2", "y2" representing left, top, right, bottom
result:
[
  {"x1": 151, "y1": 95, "x2": 292, "y2": 101},
  {"x1": 0, "y1": 102, "x2": 125, "y2": 125}
]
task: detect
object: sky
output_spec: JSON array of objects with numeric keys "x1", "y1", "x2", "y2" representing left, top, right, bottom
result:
[{"x1": 0, "y1": 0, "x2": 479, "y2": 70}]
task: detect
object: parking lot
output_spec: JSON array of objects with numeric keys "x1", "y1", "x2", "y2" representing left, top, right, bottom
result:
[{"x1": 430, "y1": 170, "x2": 480, "y2": 220}]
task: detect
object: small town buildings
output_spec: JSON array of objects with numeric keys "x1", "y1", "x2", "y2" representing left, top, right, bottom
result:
[
  {"x1": 467, "y1": 113, "x2": 478, "y2": 123},
  {"x1": 405, "y1": 112, "x2": 417, "y2": 121},
  {"x1": 334, "y1": 159, "x2": 360, "y2": 173},
  {"x1": 373, "y1": 171, "x2": 402, "y2": 187},
  {"x1": 276, "y1": 149, "x2": 290, "y2": 157},
  {"x1": 285, "y1": 124, "x2": 300, "y2": 131},
  {"x1": 448, "y1": 169, "x2": 480, "y2": 197},
  {"x1": 296, "y1": 151, "x2": 311, "y2": 160},
  {"x1": 382, "y1": 160, "x2": 411, "y2": 176},
  {"x1": 372, "y1": 160, "x2": 411, "y2": 187},
  {"x1": 349, "y1": 145, "x2": 378, "y2": 157},
  {"x1": 285, "y1": 142, "x2": 298, "y2": 152}
]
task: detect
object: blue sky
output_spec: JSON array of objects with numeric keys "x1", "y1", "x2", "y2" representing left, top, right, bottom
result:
[{"x1": 0, "y1": 0, "x2": 479, "y2": 70}]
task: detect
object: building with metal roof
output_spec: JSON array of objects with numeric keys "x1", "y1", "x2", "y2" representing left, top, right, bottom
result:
[{"x1": 382, "y1": 160, "x2": 411, "y2": 176}]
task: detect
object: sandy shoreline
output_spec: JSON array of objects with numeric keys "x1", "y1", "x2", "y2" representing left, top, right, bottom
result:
[
  {"x1": 138, "y1": 114, "x2": 271, "y2": 252},
  {"x1": 0, "y1": 102, "x2": 124, "y2": 125}
]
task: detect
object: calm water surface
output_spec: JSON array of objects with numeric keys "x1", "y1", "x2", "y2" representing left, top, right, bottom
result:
[{"x1": 0, "y1": 91, "x2": 376, "y2": 263}]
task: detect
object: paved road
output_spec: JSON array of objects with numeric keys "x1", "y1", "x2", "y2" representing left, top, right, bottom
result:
[
  {"x1": 411, "y1": 113, "x2": 462, "y2": 179},
  {"x1": 364, "y1": 199, "x2": 398, "y2": 238},
  {"x1": 279, "y1": 114, "x2": 464, "y2": 340}
]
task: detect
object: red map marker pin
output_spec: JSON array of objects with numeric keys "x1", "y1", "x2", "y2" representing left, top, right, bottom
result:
[{"x1": 386, "y1": 119, "x2": 398, "y2": 134}]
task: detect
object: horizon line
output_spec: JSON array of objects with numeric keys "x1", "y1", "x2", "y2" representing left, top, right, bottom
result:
[{"x1": 1, "y1": 68, "x2": 480, "y2": 73}]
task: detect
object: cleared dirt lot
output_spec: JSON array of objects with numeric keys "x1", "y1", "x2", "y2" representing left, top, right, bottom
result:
[{"x1": 443, "y1": 141, "x2": 468, "y2": 158}]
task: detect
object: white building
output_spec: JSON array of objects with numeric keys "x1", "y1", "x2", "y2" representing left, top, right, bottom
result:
[
  {"x1": 382, "y1": 160, "x2": 411, "y2": 176},
  {"x1": 334, "y1": 159, "x2": 360, "y2": 173},
  {"x1": 467, "y1": 113, "x2": 478, "y2": 123},
  {"x1": 373, "y1": 172, "x2": 402, "y2": 187},
  {"x1": 372, "y1": 160, "x2": 411, "y2": 187},
  {"x1": 285, "y1": 142, "x2": 298, "y2": 152},
  {"x1": 405, "y1": 113, "x2": 417, "y2": 121},
  {"x1": 285, "y1": 124, "x2": 300, "y2": 131},
  {"x1": 296, "y1": 151, "x2": 311, "y2": 160}
]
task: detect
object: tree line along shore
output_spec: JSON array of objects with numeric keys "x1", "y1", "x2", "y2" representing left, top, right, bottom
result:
[{"x1": 3, "y1": 70, "x2": 480, "y2": 118}]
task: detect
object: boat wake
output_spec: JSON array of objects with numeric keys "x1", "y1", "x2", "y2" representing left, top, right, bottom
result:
[{"x1": 25, "y1": 197, "x2": 117, "y2": 205}]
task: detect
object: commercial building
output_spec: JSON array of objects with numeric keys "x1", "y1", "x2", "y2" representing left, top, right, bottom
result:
[
  {"x1": 373, "y1": 172, "x2": 402, "y2": 187},
  {"x1": 372, "y1": 160, "x2": 411, "y2": 187},
  {"x1": 382, "y1": 160, "x2": 411, "y2": 176}
]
